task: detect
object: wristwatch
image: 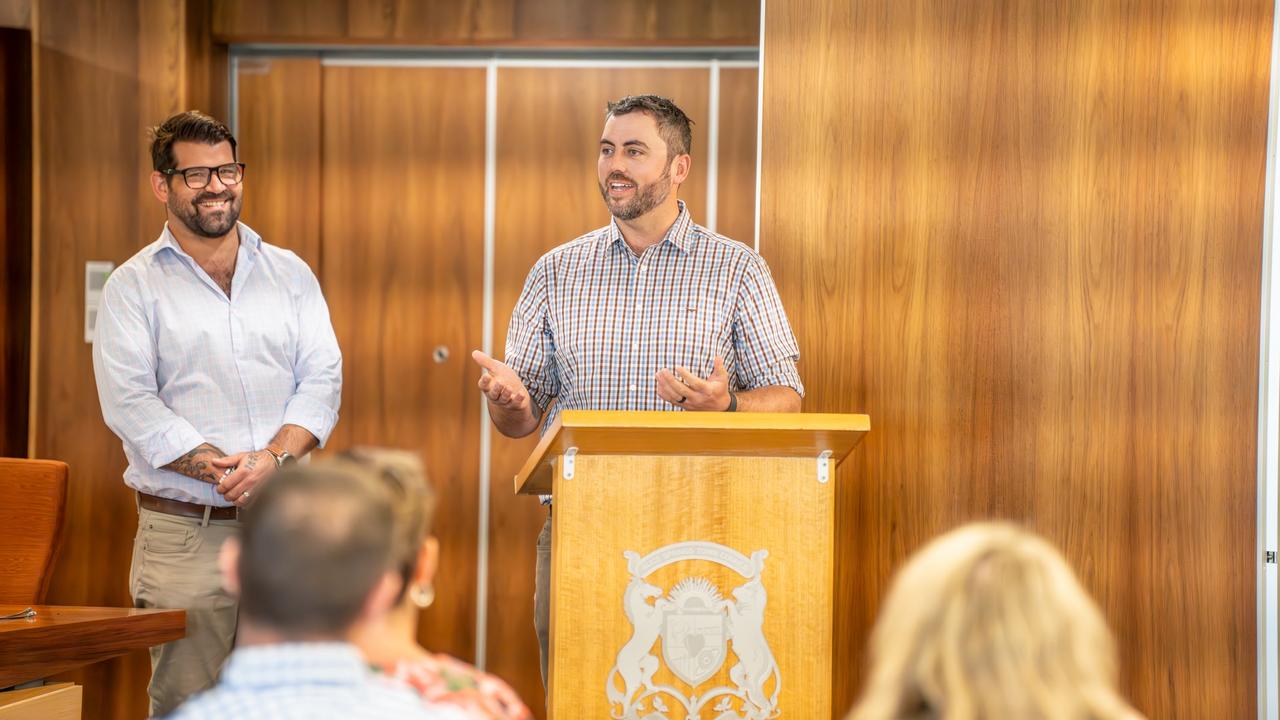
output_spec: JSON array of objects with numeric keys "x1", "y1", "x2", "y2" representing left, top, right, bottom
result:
[
  {"x1": 725, "y1": 390, "x2": 738, "y2": 412},
  {"x1": 265, "y1": 444, "x2": 296, "y2": 468}
]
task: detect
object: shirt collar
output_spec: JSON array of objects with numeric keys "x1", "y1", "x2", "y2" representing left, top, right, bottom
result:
[
  {"x1": 149, "y1": 221, "x2": 262, "y2": 258},
  {"x1": 219, "y1": 642, "x2": 370, "y2": 689},
  {"x1": 603, "y1": 199, "x2": 696, "y2": 256}
]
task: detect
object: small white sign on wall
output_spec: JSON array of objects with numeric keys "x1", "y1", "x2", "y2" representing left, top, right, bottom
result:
[{"x1": 85, "y1": 261, "x2": 114, "y2": 344}]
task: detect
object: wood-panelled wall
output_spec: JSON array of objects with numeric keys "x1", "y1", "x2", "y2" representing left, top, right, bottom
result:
[
  {"x1": 0, "y1": 27, "x2": 31, "y2": 459},
  {"x1": 760, "y1": 1, "x2": 1271, "y2": 718},
  {"x1": 321, "y1": 64, "x2": 489, "y2": 665},
  {"x1": 234, "y1": 57, "x2": 321, "y2": 270},
  {"x1": 211, "y1": 0, "x2": 759, "y2": 45}
]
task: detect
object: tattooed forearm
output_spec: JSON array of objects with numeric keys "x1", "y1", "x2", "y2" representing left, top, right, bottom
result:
[{"x1": 163, "y1": 443, "x2": 226, "y2": 484}]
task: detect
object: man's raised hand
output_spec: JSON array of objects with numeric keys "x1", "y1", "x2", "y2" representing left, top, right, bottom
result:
[{"x1": 472, "y1": 350, "x2": 531, "y2": 412}]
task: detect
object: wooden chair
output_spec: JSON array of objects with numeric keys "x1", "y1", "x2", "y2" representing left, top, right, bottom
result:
[{"x1": 0, "y1": 458, "x2": 68, "y2": 604}]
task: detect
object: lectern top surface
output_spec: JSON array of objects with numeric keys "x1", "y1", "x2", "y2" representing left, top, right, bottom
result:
[{"x1": 513, "y1": 410, "x2": 870, "y2": 495}]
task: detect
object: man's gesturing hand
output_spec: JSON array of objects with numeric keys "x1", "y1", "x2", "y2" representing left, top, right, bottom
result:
[
  {"x1": 655, "y1": 356, "x2": 732, "y2": 411},
  {"x1": 472, "y1": 350, "x2": 532, "y2": 413}
]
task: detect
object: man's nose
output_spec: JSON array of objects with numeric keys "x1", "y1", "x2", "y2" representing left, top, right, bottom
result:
[{"x1": 204, "y1": 172, "x2": 228, "y2": 193}]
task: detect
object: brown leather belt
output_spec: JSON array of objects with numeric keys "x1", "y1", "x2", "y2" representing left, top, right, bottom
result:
[{"x1": 138, "y1": 492, "x2": 239, "y2": 521}]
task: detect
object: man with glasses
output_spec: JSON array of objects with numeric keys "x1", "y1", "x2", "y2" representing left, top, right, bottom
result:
[{"x1": 92, "y1": 110, "x2": 343, "y2": 716}]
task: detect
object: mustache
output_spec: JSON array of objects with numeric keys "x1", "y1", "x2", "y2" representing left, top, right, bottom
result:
[{"x1": 193, "y1": 192, "x2": 233, "y2": 204}]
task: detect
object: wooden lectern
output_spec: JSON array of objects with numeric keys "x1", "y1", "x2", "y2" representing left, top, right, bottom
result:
[{"x1": 515, "y1": 410, "x2": 870, "y2": 719}]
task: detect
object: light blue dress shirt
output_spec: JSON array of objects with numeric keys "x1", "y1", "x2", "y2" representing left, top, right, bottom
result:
[
  {"x1": 164, "y1": 643, "x2": 464, "y2": 720},
  {"x1": 92, "y1": 222, "x2": 342, "y2": 506}
]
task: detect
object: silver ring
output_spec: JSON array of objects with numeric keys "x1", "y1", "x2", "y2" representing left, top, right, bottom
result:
[{"x1": 242, "y1": 490, "x2": 251, "y2": 499}]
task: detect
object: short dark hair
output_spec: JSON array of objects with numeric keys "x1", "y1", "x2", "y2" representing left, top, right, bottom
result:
[
  {"x1": 235, "y1": 466, "x2": 395, "y2": 636},
  {"x1": 148, "y1": 110, "x2": 237, "y2": 173},
  {"x1": 606, "y1": 95, "x2": 694, "y2": 159}
]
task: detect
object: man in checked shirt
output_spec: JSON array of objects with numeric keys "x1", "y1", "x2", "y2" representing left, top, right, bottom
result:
[{"x1": 470, "y1": 95, "x2": 804, "y2": 687}]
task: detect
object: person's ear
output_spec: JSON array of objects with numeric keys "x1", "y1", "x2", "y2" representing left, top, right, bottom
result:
[
  {"x1": 670, "y1": 153, "x2": 692, "y2": 186},
  {"x1": 151, "y1": 171, "x2": 172, "y2": 204},
  {"x1": 218, "y1": 537, "x2": 241, "y2": 597},
  {"x1": 412, "y1": 537, "x2": 440, "y2": 589}
]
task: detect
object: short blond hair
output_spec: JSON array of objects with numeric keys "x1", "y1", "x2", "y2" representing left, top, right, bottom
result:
[
  {"x1": 847, "y1": 522, "x2": 1143, "y2": 720},
  {"x1": 329, "y1": 447, "x2": 436, "y2": 601}
]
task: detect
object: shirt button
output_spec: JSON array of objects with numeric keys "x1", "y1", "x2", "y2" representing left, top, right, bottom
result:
[
  {"x1": 632, "y1": 343, "x2": 639, "y2": 351},
  {"x1": 629, "y1": 384, "x2": 637, "y2": 392}
]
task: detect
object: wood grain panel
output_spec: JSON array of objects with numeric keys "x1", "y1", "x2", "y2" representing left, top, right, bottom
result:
[
  {"x1": 31, "y1": 0, "x2": 193, "y2": 716},
  {"x1": 0, "y1": 682, "x2": 81, "y2": 720},
  {"x1": 0, "y1": 1, "x2": 31, "y2": 29},
  {"x1": 0, "y1": 28, "x2": 31, "y2": 458},
  {"x1": 714, "y1": 67, "x2": 756, "y2": 244},
  {"x1": 345, "y1": 0, "x2": 513, "y2": 42},
  {"x1": 551, "y1": 455, "x2": 833, "y2": 717},
  {"x1": 321, "y1": 65, "x2": 487, "y2": 663},
  {"x1": 761, "y1": 1, "x2": 1270, "y2": 717},
  {"x1": 211, "y1": 0, "x2": 346, "y2": 40},
  {"x1": 510, "y1": 0, "x2": 758, "y2": 45},
  {"x1": 211, "y1": 0, "x2": 759, "y2": 45},
  {"x1": 488, "y1": 67, "x2": 711, "y2": 716},
  {"x1": 236, "y1": 57, "x2": 322, "y2": 270},
  {"x1": 183, "y1": 0, "x2": 229, "y2": 122}
]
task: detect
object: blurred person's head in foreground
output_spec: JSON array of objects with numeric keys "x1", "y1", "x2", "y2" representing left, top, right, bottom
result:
[
  {"x1": 847, "y1": 522, "x2": 1144, "y2": 720},
  {"x1": 219, "y1": 463, "x2": 403, "y2": 643}
]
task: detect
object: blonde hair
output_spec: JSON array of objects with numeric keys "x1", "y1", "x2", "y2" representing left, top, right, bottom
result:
[
  {"x1": 329, "y1": 447, "x2": 436, "y2": 596},
  {"x1": 847, "y1": 523, "x2": 1142, "y2": 720}
]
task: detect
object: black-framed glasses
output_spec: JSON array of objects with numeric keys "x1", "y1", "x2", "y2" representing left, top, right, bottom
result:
[{"x1": 162, "y1": 162, "x2": 246, "y2": 189}]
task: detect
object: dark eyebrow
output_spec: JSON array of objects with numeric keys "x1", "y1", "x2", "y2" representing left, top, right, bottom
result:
[{"x1": 599, "y1": 139, "x2": 650, "y2": 149}]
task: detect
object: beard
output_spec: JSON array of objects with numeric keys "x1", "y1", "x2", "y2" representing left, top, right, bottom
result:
[
  {"x1": 169, "y1": 189, "x2": 242, "y2": 239},
  {"x1": 599, "y1": 167, "x2": 672, "y2": 221}
]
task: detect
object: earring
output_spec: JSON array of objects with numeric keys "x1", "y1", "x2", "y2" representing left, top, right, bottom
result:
[{"x1": 410, "y1": 584, "x2": 435, "y2": 609}]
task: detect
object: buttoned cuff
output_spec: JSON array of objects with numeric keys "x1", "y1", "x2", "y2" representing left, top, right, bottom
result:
[
  {"x1": 282, "y1": 394, "x2": 339, "y2": 448},
  {"x1": 147, "y1": 420, "x2": 207, "y2": 469}
]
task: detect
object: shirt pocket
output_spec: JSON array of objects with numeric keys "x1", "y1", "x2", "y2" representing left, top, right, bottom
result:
[{"x1": 670, "y1": 295, "x2": 732, "y2": 377}]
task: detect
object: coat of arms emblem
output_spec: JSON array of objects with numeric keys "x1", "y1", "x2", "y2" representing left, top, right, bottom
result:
[{"x1": 605, "y1": 541, "x2": 780, "y2": 720}]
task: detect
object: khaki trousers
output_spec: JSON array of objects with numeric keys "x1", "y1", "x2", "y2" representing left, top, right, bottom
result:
[{"x1": 129, "y1": 507, "x2": 239, "y2": 717}]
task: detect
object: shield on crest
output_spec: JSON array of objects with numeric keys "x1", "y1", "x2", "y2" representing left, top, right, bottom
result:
[{"x1": 661, "y1": 580, "x2": 728, "y2": 686}]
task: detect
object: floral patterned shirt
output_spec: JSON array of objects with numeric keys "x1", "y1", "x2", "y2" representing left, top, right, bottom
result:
[{"x1": 382, "y1": 654, "x2": 533, "y2": 720}]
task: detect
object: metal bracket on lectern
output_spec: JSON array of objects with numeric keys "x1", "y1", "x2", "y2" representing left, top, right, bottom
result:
[
  {"x1": 817, "y1": 450, "x2": 833, "y2": 483},
  {"x1": 562, "y1": 447, "x2": 579, "y2": 480}
]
